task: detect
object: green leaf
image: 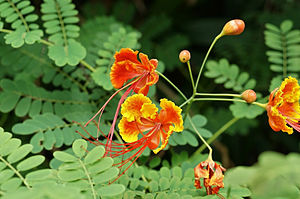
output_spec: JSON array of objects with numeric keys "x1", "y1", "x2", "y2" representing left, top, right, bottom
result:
[
  {"x1": 53, "y1": 151, "x2": 77, "y2": 162},
  {"x1": 88, "y1": 157, "x2": 114, "y2": 174},
  {"x1": 0, "y1": 177, "x2": 22, "y2": 192},
  {"x1": 57, "y1": 169, "x2": 85, "y2": 181},
  {"x1": 72, "y1": 139, "x2": 87, "y2": 158},
  {"x1": 16, "y1": 155, "x2": 45, "y2": 171},
  {"x1": 48, "y1": 39, "x2": 86, "y2": 66},
  {"x1": 7, "y1": 144, "x2": 33, "y2": 164},
  {"x1": 97, "y1": 184, "x2": 125, "y2": 197},
  {"x1": 0, "y1": 92, "x2": 20, "y2": 113},
  {"x1": 93, "y1": 167, "x2": 119, "y2": 184},
  {"x1": 229, "y1": 102, "x2": 265, "y2": 119},
  {"x1": 84, "y1": 145, "x2": 105, "y2": 165},
  {"x1": 0, "y1": 138, "x2": 21, "y2": 156},
  {"x1": 91, "y1": 67, "x2": 113, "y2": 90},
  {"x1": 15, "y1": 97, "x2": 31, "y2": 117}
]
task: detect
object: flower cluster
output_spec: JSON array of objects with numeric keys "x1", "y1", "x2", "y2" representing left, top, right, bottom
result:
[{"x1": 84, "y1": 48, "x2": 160, "y2": 152}]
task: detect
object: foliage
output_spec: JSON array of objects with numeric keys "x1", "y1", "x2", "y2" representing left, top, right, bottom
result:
[
  {"x1": 265, "y1": 20, "x2": 300, "y2": 91},
  {"x1": 0, "y1": 0, "x2": 299, "y2": 198},
  {"x1": 225, "y1": 152, "x2": 300, "y2": 199},
  {"x1": 0, "y1": 0, "x2": 43, "y2": 47}
]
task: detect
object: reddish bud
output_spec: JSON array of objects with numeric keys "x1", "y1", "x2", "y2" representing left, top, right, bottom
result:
[
  {"x1": 221, "y1": 19, "x2": 245, "y2": 36},
  {"x1": 241, "y1": 89, "x2": 256, "y2": 103},
  {"x1": 179, "y1": 50, "x2": 191, "y2": 63}
]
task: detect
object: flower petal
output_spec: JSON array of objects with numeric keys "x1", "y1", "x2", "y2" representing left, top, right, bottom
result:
[
  {"x1": 152, "y1": 125, "x2": 173, "y2": 154},
  {"x1": 110, "y1": 49, "x2": 141, "y2": 89},
  {"x1": 158, "y1": 99, "x2": 183, "y2": 132},
  {"x1": 118, "y1": 117, "x2": 140, "y2": 142},
  {"x1": 278, "y1": 76, "x2": 300, "y2": 103},
  {"x1": 267, "y1": 106, "x2": 294, "y2": 134},
  {"x1": 208, "y1": 166, "x2": 225, "y2": 188},
  {"x1": 121, "y1": 94, "x2": 156, "y2": 122}
]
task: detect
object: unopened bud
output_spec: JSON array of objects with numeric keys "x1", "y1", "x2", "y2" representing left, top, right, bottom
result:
[
  {"x1": 221, "y1": 19, "x2": 245, "y2": 36},
  {"x1": 179, "y1": 50, "x2": 191, "y2": 63},
  {"x1": 241, "y1": 89, "x2": 256, "y2": 103}
]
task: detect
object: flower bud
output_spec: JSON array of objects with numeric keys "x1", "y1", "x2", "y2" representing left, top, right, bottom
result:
[
  {"x1": 179, "y1": 50, "x2": 191, "y2": 63},
  {"x1": 221, "y1": 19, "x2": 245, "y2": 36},
  {"x1": 241, "y1": 89, "x2": 256, "y2": 103}
]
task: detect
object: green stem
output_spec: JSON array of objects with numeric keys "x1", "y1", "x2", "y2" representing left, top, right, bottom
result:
[
  {"x1": 39, "y1": 39, "x2": 54, "y2": 46},
  {"x1": 7, "y1": 0, "x2": 30, "y2": 32},
  {"x1": 0, "y1": 29, "x2": 12, "y2": 33},
  {"x1": 187, "y1": 61, "x2": 195, "y2": 92},
  {"x1": 191, "y1": 117, "x2": 239, "y2": 158},
  {"x1": 188, "y1": 115, "x2": 212, "y2": 160},
  {"x1": 179, "y1": 97, "x2": 193, "y2": 108},
  {"x1": 0, "y1": 156, "x2": 31, "y2": 189},
  {"x1": 196, "y1": 93, "x2": 241, "y2": 98},
  {"x1": 78, "y1": 159, "x2": 97, "y2": 199},
  {"x1": 194, "y1": 98, "x2": 246, "y2": 103},
  {"x1": 80, "y1": 60, "x2": 96, "y2": 72},
  {"x1": 156, "y1": 71, "x2": 187, "y2": 100},
  {"x1": 194, "y1": 33, "x2": 222, "y2": 91}
]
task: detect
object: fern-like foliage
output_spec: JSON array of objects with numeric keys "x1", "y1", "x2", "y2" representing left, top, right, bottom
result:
[
  {"x1": 0, "y1": 78, "x2": 95, "y2": 118},
  {"x1": 54, "y1": 139, "x2": 125, "y2": 198},
  {"x1": 169, "y1": 114, "x2": 211, "y2": 148},
  {"x1": 11, "y1": 113, "x2": 100, "y2": 153},
  {"x1": 0, "y1": 0, "x2": 43, "y2": 47},
  {"x1": 0, "y1": 37, "x2": 93, "y2": 93},
  {"x1": 264, "y1": 20, "x2": 300, "y2": 91},
  {"x1": 92, "y1": 25, "x2": 141, "y2": 90},
  {"x1": 205, "y1": 58, "x2": 256, "y2": 92},
  {"x1": 204, "y1": 58, "x2": 265, "y2": 119},
  {"x1": 117, "y1": 165, "x2": 251, "y2": 198},
  {"x1": 0, "y1": 127, "x2": 45, "y2": 194},
  {"x1": 41, "y1": 0, "x2": 86, "y2": 66}
]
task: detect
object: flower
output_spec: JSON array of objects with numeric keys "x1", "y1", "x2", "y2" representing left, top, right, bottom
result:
[
  {"x1": 194, "y1": 159, "x2": 226, "y2": 196},
  {"x1": 110, "y1": 48, "x2": 159, "y2": 95},
  {"x1": 118, "y1": 94, "x2": 184, "y2": 154},
  {"x1": 266, "y1": 76, "x2": 300, "y2": 134},
  {"x1": 77, "y1": 94, "x2": 183, "y2": 182},
  {"x1": 221, "y1": 19, "x2": 245, "y2": 36},
  {"x1": 84, "y1": 48, "x2": 159, "y2": 152}
]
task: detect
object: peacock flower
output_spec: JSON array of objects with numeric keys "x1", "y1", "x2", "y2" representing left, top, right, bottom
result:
[
  {"x1": 194, "y1": 159, "x2": 226, "y2": 196},
  {"x1": 118, "y1": 94, "x2": 184, "y2": 154},
  {"x1": 266, "y1": 76, "x2": 300, "y2": 134},
  {"x1": 110, "y1": 48, "x2": 159, "y2": 95},
  {"x1": 77, "y1": 94, "x2": 183, "y2": 181},
  {"x1": 84, "y1": 48, "x2": 159, "y2": 152}
]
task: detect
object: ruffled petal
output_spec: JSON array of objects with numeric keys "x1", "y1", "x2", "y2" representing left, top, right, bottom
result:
[
  {"x1": 118, "y1": 117, "x2": 140, "y2": 142},
  {"x1": 158, "y1": 99, "x2": 183, "y2": 132},
  {"x1": 110, "y1": 49, "x2": 142, "y2": 89},
  {"x1": 121, "y1": 94, "x2": 155, "y2": 122},
  {"x1": 152, "y1": 125, "x2": 173, "y2": 154},
  {"x1": 114, "y1": 48, "x2": 140, "y2": 64},
  {"x1": 278, "y1": 76, "x2": 300, "y2": 103},
  {"x1": 208, "y1": 166, "x2": 225, "y2": 188},
  {"x1": 141, "y1": 103, "x2": 158, "y2": 119},
  {"x1": 267, "y1": 106, "x2": 294, "y2": 134}
]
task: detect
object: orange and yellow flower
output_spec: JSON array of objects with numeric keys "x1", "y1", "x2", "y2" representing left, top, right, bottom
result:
[
  {"x1": 194, "y1": 159, "x2": 226, "y2": 196},
  {"x1": 118, "y1": 94, "x2": 184, "y2": 154},
  {"x1": 110, "y1": 48, "x2": 159, "y2": 95},
  {"x1": 77, "y1": 94, "x2": 183, "y2": 182},
  {"x1": 84, "y1": 48, "x2": 159, "y2": 152},
  {"x1": 266, "y1": 76, "x2": 300, "y2": 134}
]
